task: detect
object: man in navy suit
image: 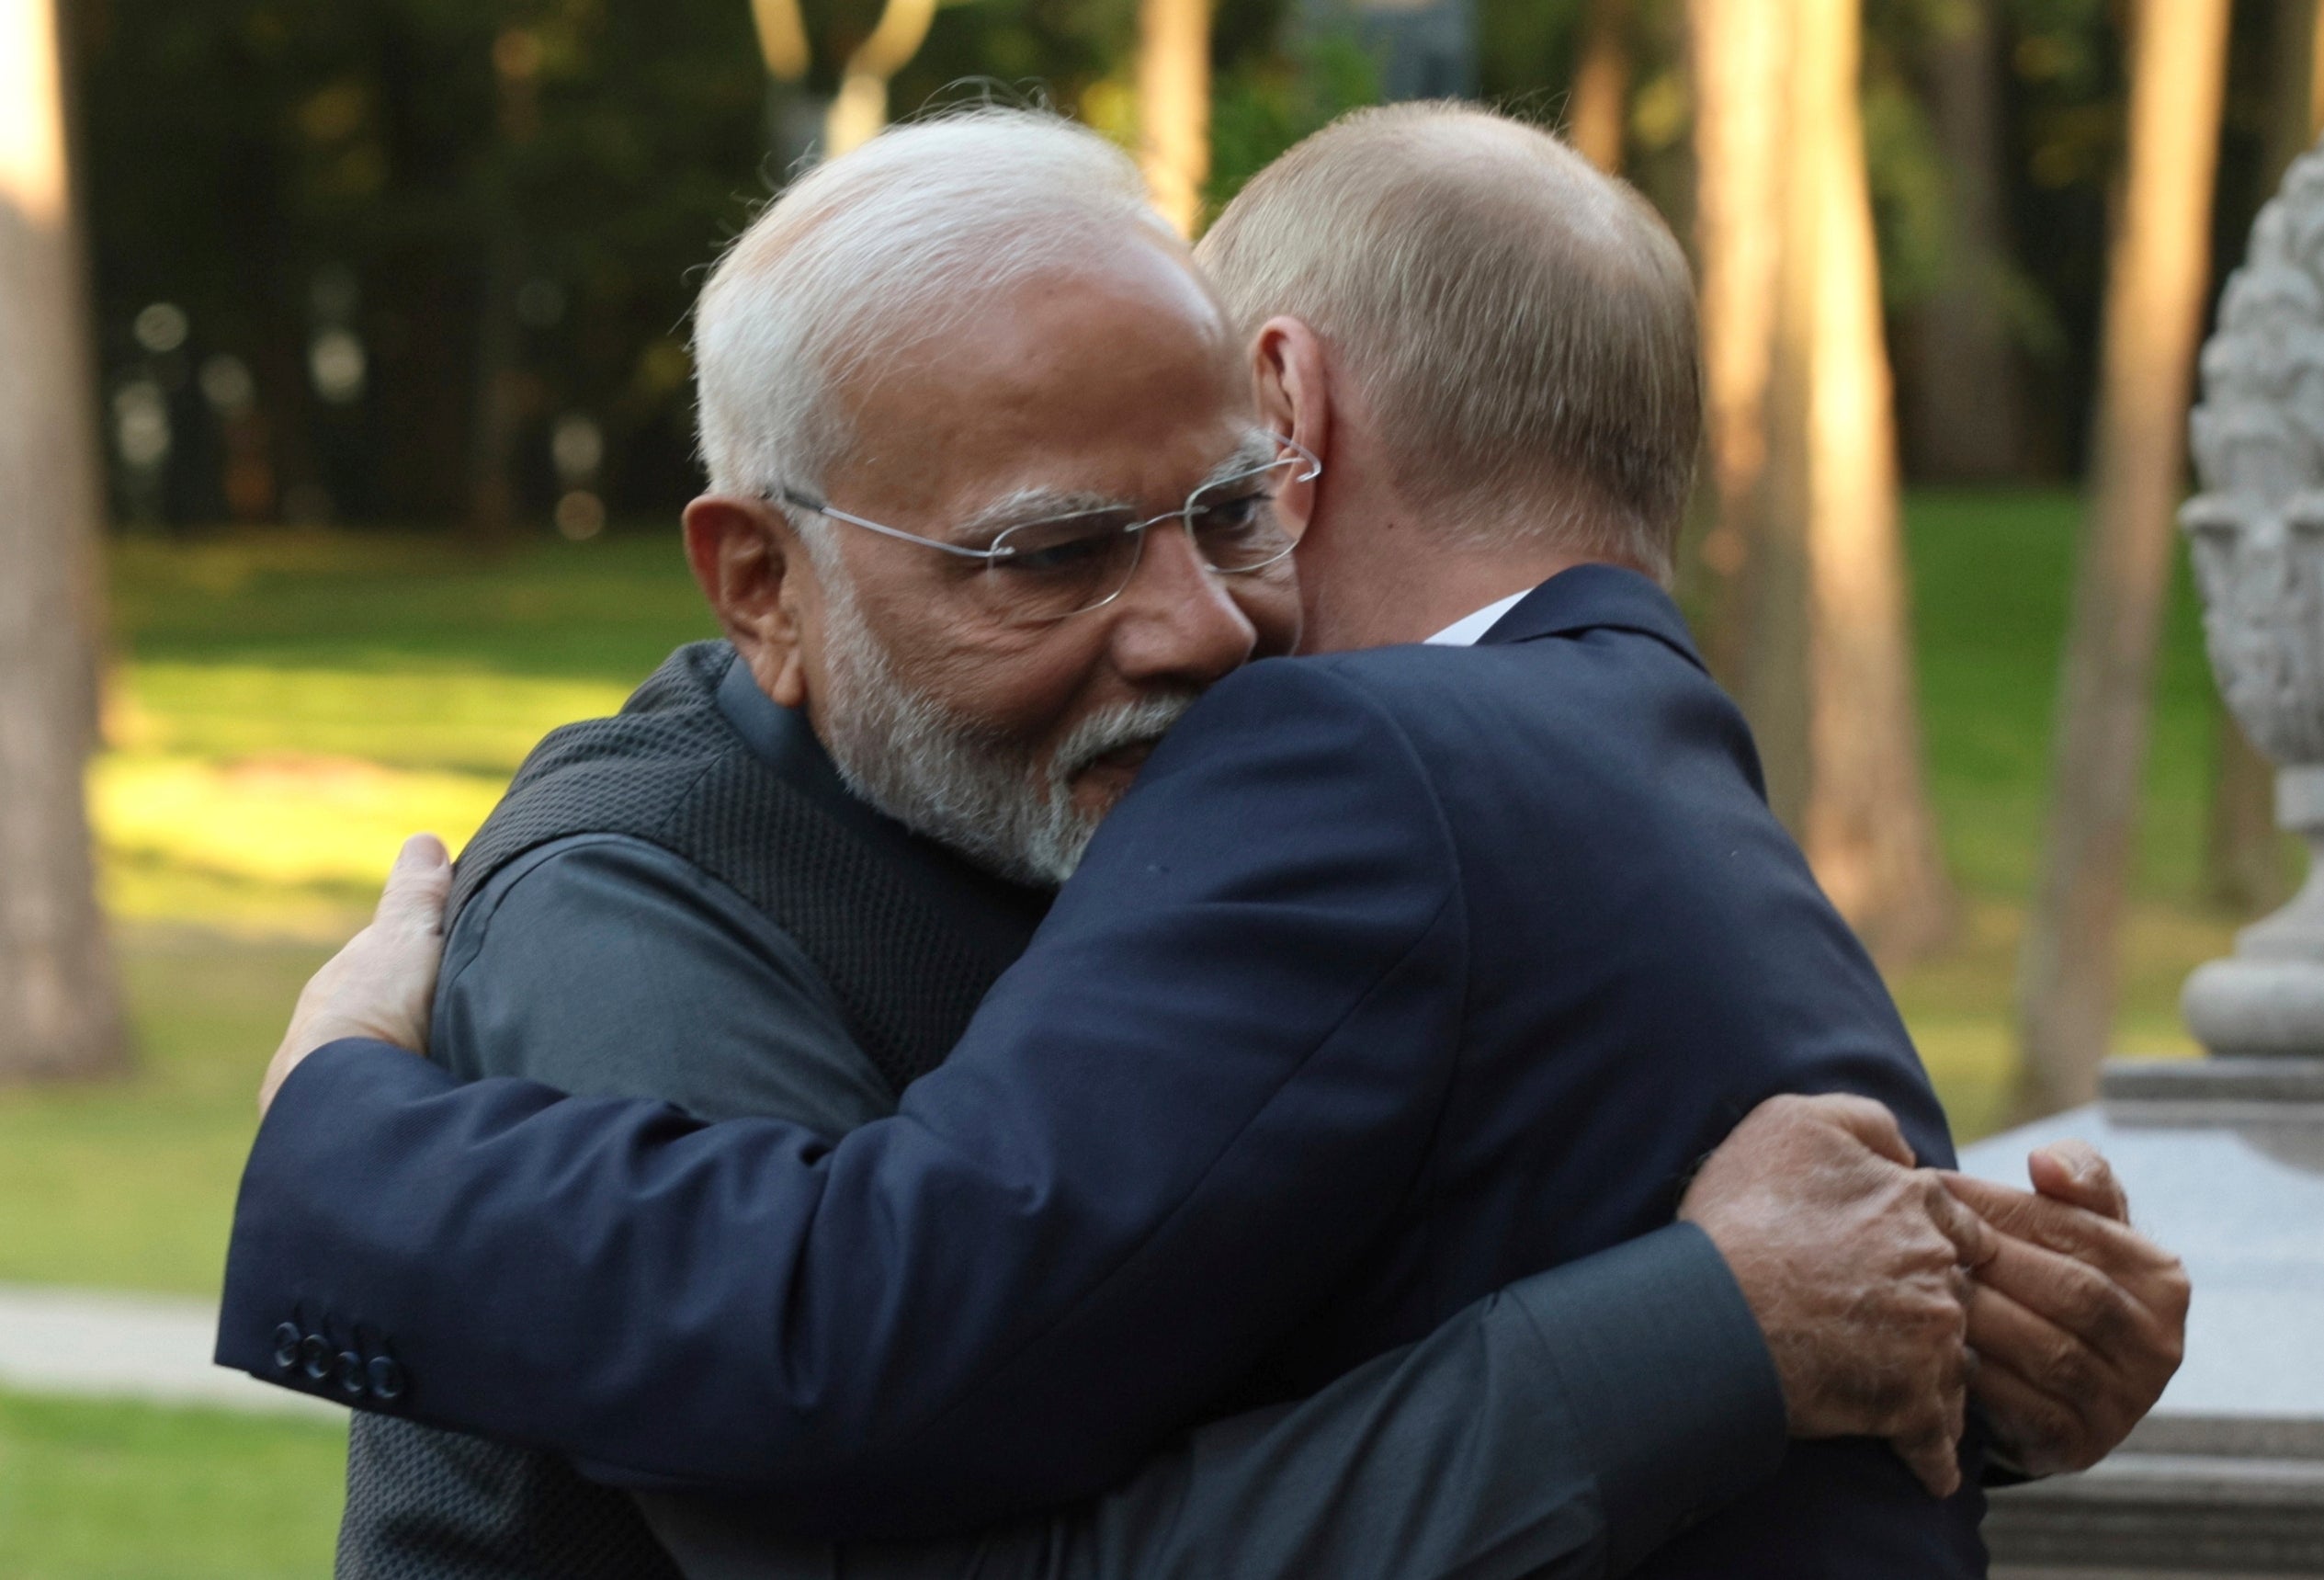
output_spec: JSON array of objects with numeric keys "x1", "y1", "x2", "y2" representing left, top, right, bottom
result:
[{"x1": 222, "y1": 105, "x2": 2186, "y2": 1576}]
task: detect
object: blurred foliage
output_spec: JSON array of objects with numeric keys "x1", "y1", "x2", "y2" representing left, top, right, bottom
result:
[
  {"x1": 67, "y1": 0, "x2": 2311, "y2": 517},
  {"x1": 1206, "y1": 34, "x2": 1382, "y2": 210}
]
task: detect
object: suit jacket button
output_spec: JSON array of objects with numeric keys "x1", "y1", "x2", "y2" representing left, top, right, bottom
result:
[
  {"x1": 299, "y1": 1334, "x2": 333, "y2": 1382},
  {"x1": 336, "y1": 1351, "x2": 368, "y2": 1398},
  {"x1": 367, "y1": 1357, "x2": 405, "y2": 1403},
  {"x1": 271, "y1": 1323, "x2": 301, "y2": 1372}
]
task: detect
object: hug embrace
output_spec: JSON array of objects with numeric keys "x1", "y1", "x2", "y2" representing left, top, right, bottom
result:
[{"x1": 219, "y1": 104, "x2": 2188, "y2": 1580}]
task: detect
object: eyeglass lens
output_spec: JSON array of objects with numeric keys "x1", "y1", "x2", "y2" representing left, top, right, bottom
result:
[{"x1": 983, "y1": 457, "x2": 1307, "y2": 625}]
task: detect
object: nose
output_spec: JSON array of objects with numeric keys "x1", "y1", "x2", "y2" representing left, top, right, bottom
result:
[{"x1": 1105, "y1": 518, "x2": 1258, "y2": 687}]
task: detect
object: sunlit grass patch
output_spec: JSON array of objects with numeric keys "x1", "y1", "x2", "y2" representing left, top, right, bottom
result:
[
  {"x1": 94, "y1": 750, "x2": 504, "y2": 892},
  {"x1": 113, "y1": 663, "x2": 631, "y2": 776}
]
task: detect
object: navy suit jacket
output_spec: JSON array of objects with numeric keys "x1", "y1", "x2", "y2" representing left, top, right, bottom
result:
[{"x1": 221, "y1": 566, "x2": 1979, "y2": 1574}]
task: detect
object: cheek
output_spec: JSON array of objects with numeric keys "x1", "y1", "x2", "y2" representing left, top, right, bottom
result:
[
  {"x1": 1229, "y1": 567, "x2": 1304, "y2": 659},
  {"x1": 890, "y1": 604, "x2": 1106, "y2": 744}
]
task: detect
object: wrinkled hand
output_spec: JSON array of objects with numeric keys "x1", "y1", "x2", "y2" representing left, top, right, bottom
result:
[
  {"x1": 1941, "y1": 1142, "x2": 2188, "y2": 1477},
  {"x1": 259, "y1": 835, "x2": 452, "y2": 1115},
  {"x1": 1681, "y1": 1093, "x2": 1995, "y2": 1498}
]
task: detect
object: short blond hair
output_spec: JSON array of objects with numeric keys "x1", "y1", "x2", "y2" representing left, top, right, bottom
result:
[{"x1": 1196, "y1": 104, "x2": 1699, "y2": 579}]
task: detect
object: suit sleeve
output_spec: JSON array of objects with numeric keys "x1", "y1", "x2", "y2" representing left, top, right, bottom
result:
[
  {"x1": 644, "y1": 1225, "x2": 1785, "y2": 1580},
  {"x1": 216, "y1": 661, "x2": 1490, "y2": 1532}
]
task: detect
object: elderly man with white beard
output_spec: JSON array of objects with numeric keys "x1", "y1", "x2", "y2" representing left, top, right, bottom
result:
[{"x1": 233, "y1": 107, "x2": 2185, "y2": 1580}]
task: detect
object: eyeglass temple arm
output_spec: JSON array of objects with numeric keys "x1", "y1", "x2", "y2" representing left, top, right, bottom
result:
[{"x1": 776, "y1": 489, "x2": 1008, "y2": 563}]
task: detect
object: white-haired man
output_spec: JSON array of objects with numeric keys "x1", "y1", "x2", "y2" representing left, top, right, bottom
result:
[{"x1": 226, "y1": 107, "x2": 2184, "y2": 1580}]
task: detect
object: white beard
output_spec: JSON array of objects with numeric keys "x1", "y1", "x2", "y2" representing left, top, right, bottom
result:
[{"x1": 813, "y1": 574, "x2": 1197, "y2": 887}]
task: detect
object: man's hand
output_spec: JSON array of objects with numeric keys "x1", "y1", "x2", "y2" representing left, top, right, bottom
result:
[
  {"x1": 1941, "y1": 1142, "x2": 2188, "y2": 1477},
  {"x1": 260, "y1": 834, "x2": 453, "y2": 1115},
  {"x1": 1681, "y1": 1094, "x2": 1995, "y2": 1498}
]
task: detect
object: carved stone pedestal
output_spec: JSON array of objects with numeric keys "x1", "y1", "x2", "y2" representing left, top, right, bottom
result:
[{"x1": 1965, "y1": 1060, "x2": 2324, "y2": 1578}]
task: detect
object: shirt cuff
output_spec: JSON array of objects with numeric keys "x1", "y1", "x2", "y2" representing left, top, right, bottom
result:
[{"x1": 1505, "y1": 1221, "x2": 1789, "y2": 1574}]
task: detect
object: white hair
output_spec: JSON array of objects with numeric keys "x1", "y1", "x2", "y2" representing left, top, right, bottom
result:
[{"x1": 693, "y1": 107, "x2": 1171, "y2": 513}]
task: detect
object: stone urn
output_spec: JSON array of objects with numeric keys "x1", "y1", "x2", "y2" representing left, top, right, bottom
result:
[
  {"x1": 1960, "y1": 147, "x2": 2324, "y2": 1578},
  {"x1": 2181, "y1": 149, "x2": 2324, "y2": 1057}
]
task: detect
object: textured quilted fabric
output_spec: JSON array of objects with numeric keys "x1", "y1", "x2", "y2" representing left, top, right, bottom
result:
[{"x1": 340, "y1": 641, "x2": 1021, "y2": 1578}]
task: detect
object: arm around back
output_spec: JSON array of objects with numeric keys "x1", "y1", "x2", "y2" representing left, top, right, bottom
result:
[
  {"x1": 646, "y1": 1223, "x2": 1786, "y2": 1580},
  {"x1": 220, "y1": 660, "x2": 1470, "y2": 1536}
]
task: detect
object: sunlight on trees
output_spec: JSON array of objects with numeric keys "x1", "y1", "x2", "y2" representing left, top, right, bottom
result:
[
  {"x1": 1139, "y1": 0, "x2": 1212, "y2": 234},
  {"x1": 2016, "y1": 0, "x2": 2233, "y2": 1113},
  {"x1": 0, "y1": 0, "x2": 127, "y2": 1080},
  {"x1": 1694, "y1": 0, "x2": 1952, "y2": 966},
  {"x1": 1568, "y1": 0, "x2": 1628, "y2": 174},
  {"x1": 826, "y1": 0, "x2": 947, "y2": 157}
]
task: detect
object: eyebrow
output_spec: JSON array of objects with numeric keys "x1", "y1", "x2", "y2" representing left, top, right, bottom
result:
[
  {"x1": 1203, "y1": 431, "x2": 1279, "y2": 488},
  {"x1": 948, "y1": 486, "x2": 1122, "y2": 548},
  {"x1": 947, "y1": 432, "x2": 1283, "y2": 548}
]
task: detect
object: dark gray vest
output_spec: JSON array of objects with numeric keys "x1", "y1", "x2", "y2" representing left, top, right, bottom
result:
[
  {"x1": 339, "y1": 642, "x2": 1043, "y2": 1580},
  {"x1": 446, "y1": 639, "x2": 1034, "y2": 1094}
]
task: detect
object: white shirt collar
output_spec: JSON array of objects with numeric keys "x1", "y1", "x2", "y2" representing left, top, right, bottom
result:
[{"x1": 1423, "y1": 590, "x2": 1532, "y2": 648}]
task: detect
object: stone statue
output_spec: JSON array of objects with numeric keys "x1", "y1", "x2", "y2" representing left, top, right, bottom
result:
[
  {"x1": 2182, "y1": 146, "x2": 2324, "y2": 1056},
  {"x1": 1957, "y1": 144, "x2": 2324, "y2": 1577}
]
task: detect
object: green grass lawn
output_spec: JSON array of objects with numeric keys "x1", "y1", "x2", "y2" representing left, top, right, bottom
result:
[{"x1": 0, "y1": 1390, "x2": 346, "y2": 1579}]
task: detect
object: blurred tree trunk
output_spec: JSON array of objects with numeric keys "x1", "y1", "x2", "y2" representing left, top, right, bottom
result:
[
  {"x1": 1902, "y1": 0, "x2": 2020, "y2": 482},
  {"x1": 1139, "y1": 0, "x2": 1210, "y2": 235},
  {"x1": 1570, "y1": 0, "x2": 1629, "y2": 174},
  {"x1": 824, "y1": 0, "x2": 942, "y2": 157},
  {"x1": 1770, "y1": 0, "x2": 1956, "y2": 963},
  {"x1": 2015, "y1": 0, "x2": 2232, "y2": 1114},
  {"x1": 1688, "y1": 0, "x2": 1789, "y2": 684},
  {"x1": 469, "y1": 28, "x2": 542, "y2": 545},
  {"x1": 0, "y1": 0, "x2": 126, "y2": 1081},
  {"x1": 748, "y1": 0, "x2": 826, "y2": 175}
]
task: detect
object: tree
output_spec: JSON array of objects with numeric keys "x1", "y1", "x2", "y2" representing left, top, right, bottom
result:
[
  {"x1": 1569, "y1": 0, "x2": 1628, "y2": 174},
  {"x1": 1699, "y1": 0, "x2": 1955, "y2": 963},
  {"x1": 2015, "y1": 0, "x2": 2233, "y2": 1113},
  {"x1": 1139, "y1": 0, "x2": 1210, "y2": 234},
  {"x1": 1688, "y1": 0, "x2": 1787, "y2": 680},
  {"x1": 0, "y1": 0, "x2": 127, "y2": 1080},
  {"x1": 1786, "y1": 0, "x2": 1955, "y2": 961},
  {"x1": 824, "y1": 0, "x2": 945, "y2": 157},
  {"x1": 1901, "y1": 0, "x2": 2020, "y2": 482}
]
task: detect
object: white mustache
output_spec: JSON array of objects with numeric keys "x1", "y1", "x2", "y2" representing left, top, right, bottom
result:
[{"x1": 1049, "y1": 693, "x2": 1200, "y2": 786}]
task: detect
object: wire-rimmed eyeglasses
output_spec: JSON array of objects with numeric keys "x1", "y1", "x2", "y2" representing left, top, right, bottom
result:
[{"x1": 769, "y1": 434, "x2": 1321, "y2": 628}]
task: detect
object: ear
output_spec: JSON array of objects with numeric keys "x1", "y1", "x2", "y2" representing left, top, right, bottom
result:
[
  {"x1": 1252, "y1": 315, "x2": 1330, "y2": 537},
  {"x1": 682, "y1": 494, "x2": 815, "y2": 709}
]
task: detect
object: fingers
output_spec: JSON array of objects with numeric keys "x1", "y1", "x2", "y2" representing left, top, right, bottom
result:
[
  {"x1": 375, "y1": 833, "x2": 452, "y2": 939},
  {"x1": 1968, "y1": 1351, "x2": 2088, "y2": 1478},
  {"x1": 1790, "y1": 1091, "x2": 1915, "y2": 1168},
  {"x1": 1974, "y1": 1231, "x2": 2158, "y2": 1353},
  {"x1": 2026, "y1": 1141, "x2": 2129, "y2": 1222},
  {"x1": 1939, "y1": 1172, "x2": 2180, "y2": 1284},
  {"x1": 1967, "y1": 1276, "x2": 2115, "y2": 1413},
  {"x1": 1922, "y1": 1173, "x2": 1999, "y2": 1268}
]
